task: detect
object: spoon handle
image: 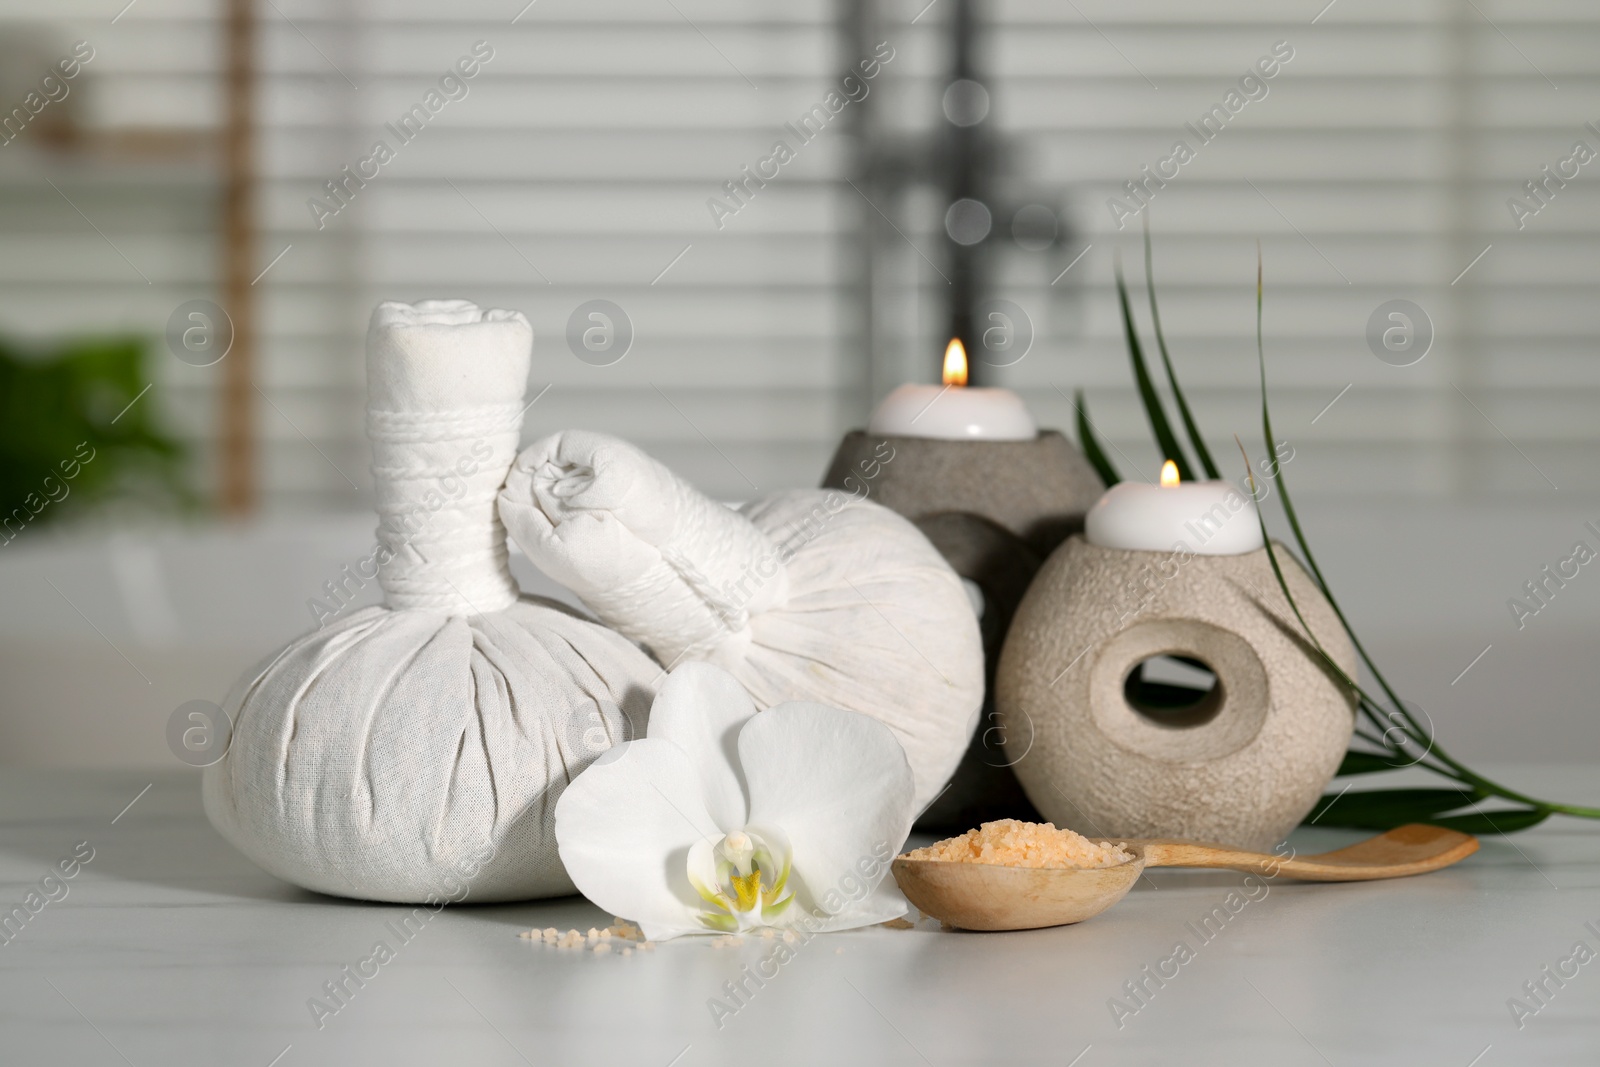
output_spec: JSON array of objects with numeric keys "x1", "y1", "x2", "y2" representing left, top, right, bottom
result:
[
  {"x1": 1129, "y1": 839, "x2": 1300, "y2": 878},
  {"x1": 1122, "y1": 824, "x2": 1479, "y2": 882}
]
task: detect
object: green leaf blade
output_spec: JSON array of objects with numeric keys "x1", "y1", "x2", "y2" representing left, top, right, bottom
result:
[
  {"x1": 1429, "y1": 808, "x2": 1552, "y2": 834},
  {"x1": 1116, "y1": 260, "x2": 1192, "y2": 482},
  {"x1": 1336, "y1": 750, "x2": 1416, "y2": 777},
  {"x1": 1143, "y1": 222, "x2": 1220, "y2": 479},
  {"x1": 1074, "y1": 390, "x2": 1121, "y2": 487},
  {"x1": 1309, "y1": 787, "x2": 1484, "y2": 828}
]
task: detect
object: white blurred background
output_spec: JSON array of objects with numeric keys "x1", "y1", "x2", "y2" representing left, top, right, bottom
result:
[{"x1": 1, "y1": 0, "x2": 1597, "y2": 768}]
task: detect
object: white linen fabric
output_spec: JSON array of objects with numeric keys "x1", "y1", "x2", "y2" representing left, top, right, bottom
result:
[
  {"x1": 203, "y1": 301, "x2": 660, "y2": 903},
  {"x1": 498, "y1": 430, "x2": 984, "y2": 809}
]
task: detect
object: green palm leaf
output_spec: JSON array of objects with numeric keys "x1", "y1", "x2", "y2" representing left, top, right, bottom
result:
[
  {"x1": 1115, "y1": 257, "x2": 1192, "y2": 481},
  {"x1": 1074, "y1": 389, "x2": 1121, "y2": 487},
  {"x1": 1143, "y1": 221, "x2": 1220, "y2": 479}
]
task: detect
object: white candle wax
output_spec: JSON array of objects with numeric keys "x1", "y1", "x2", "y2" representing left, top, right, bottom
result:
[
  {"x1": 867, "y1": 382, "x2": 1036, "y2": 440},
  {"x1": 1084, "y1": 463, "x2": 1264, "y2": 556},
  {"x1": 865, "y1": 339, "x2": 1037, "y2": 441}
]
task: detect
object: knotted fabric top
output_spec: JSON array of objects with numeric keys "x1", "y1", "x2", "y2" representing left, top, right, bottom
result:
[{"x1": 365, "y1": 299, "x2": 532, "y2": 615}]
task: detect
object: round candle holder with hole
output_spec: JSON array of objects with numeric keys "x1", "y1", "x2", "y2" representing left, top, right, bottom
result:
[
  {"x1": 996, "y1": 537, "x2": 1357, "y2": 851},
  {"x1": 821, "y1": 430, "x2": 1105, "y2": 831}
]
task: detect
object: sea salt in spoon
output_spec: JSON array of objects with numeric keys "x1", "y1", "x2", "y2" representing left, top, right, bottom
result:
[{"x1": 892, "y1": 824, "x2": 1479, "y2": 932}]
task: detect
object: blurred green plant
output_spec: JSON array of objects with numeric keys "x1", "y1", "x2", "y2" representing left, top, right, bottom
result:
[
  {"x1": 1077, "y1": 226, "x2": 1600, "y2": 834},
  {"x1": 0, "y1": 335, "x2": 190, "y2": 539}
]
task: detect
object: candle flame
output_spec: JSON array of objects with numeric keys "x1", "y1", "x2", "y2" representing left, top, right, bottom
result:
[
  {"x1": 942, "y1": 339, "x2": 968, "y2": 387},
  {"x1": 1160, "y1": 460, "x2": 1180, "y2": 487}
]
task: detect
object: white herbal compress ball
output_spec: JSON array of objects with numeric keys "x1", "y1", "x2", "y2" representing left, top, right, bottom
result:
[
  {"x1": 203, "y1": 302, "x2": 660, "y2": 903},
  {"x1": 497, "y1": 430, "x2": 984, "y2": 809}
]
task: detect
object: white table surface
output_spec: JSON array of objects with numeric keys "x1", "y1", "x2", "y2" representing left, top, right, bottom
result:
[{"x1": 1, "y1": 766, "x2": 1597, "y2": 1066}]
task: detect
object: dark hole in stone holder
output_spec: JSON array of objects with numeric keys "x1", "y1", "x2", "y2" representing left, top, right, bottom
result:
[
  {"x1": 1122, "y1": 654, "x2": 1224, "y2": 728},
  {"x1": 820, "y1": 430, "x2": 1105, "y2": 833}
]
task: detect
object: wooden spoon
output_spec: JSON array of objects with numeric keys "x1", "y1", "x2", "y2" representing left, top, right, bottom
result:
[{"x1": 891, "y1": 823, "x2": 1479, "y2": 932}]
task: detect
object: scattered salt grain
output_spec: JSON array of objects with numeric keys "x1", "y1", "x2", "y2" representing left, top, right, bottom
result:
[
  {"x1": 526, "y1": 923, "x2": 656, "y2": 956},
  {"x1": 902, "y1": 819, "x2": 1131, "y2": 869}
]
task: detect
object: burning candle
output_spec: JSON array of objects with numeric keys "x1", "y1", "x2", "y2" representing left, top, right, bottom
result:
[
  {"x1": 866, "y1": 340, "x2": 1037, "y2": 441},
  {"x1": 1084, "y1": 460, "x2": 1264, "y2": 556}
]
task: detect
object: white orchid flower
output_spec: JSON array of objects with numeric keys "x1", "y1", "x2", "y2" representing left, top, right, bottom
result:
[{"x1": 554, "y1": 662, "x2": 916, "y2": 941}]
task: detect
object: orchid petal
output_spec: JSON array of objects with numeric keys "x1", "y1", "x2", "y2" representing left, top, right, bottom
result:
[
  {"x1": 554, "y1": 738, "x2": 722, "y2": 941},
  {"x1": 644, "y1": 661, "x2": 755, "y2": 831},
  {"x1": 741, "y1": 703, "x2": 915, "y2": 931},
  {"x1": 685, "y1": 838, "x2": 723, "y2": 906}
]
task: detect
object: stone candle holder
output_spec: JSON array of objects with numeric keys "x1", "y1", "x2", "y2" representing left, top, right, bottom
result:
[
  {"x1": 996, "y1": 537, "x2": 1358, "y2": 851},
  {"x1": 821, "y1": 430, "x2": 1105, "y2": 831}
]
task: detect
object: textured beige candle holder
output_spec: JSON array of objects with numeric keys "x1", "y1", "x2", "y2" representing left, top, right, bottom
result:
[
  {"x1": 997, "y1": 537, "x2": 1358, "y2": 851},
  {"x1": 822, "y1": 430, "x2": 1105, "y2": 830}
]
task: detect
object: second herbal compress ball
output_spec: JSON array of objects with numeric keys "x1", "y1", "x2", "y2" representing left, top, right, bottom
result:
[{"x1": 498, "y1": 430, "x2": 984, "y2": 809}]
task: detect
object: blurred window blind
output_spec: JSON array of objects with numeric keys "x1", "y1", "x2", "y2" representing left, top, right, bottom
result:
[
  {"x1": 3, "y1": 0, "x2": 856, "y2": 509},
  {"x1": 3, "y1": 0, "x2": 1598, "y2": 510},
  {"x1": 963, "y1": 0, "x2": 1600, "y2": 500},
  {"x1": 259, "y1": 0, "x2": 857, "y2": 504}
]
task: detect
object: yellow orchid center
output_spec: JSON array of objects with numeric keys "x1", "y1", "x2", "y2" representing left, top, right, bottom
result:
[
  {"x1": 729, "y1": 869, "x2": 763, "y2": 912},
  {"x1": 689, "y1": 828, "x2": 794, "y2": 933}
]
